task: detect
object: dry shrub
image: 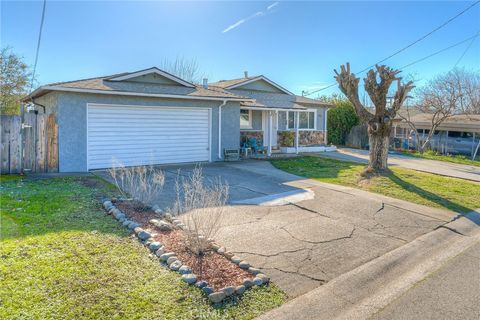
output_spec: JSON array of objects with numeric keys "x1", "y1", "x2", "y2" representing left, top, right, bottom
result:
[
  {"x1": 172, "y1": 166, "x2": 229, "y2": 260},
  {"x1": 108, "y1": 163, "x2": 165, "y2": 210}
]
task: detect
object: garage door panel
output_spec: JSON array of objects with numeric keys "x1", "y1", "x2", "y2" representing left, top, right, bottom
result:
[{"x1": 87, "y1": 104, "x2": 210, "y2": 169}]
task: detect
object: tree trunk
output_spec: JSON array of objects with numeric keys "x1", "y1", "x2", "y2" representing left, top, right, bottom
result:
[{"x1": 367, "y1": 125, "x2": 390, "y2": 172}]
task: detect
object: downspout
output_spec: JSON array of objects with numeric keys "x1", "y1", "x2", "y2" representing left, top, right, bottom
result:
[
  {"x1": 295, "y1": 111, "x2": 299, "y2": 154},
  {"x1": 31, "y1": 97, "x2": 46, "y2": 113},
  {"x1": 218, "y1": 100, "x2": 227, "y2": 160}
]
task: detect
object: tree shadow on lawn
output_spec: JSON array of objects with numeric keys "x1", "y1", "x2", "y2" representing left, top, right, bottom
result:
[
  {"x1": 386, "y1": 170, "x2": 479, "y2": 221},
  {"x1": 0, "y1": 175, "x2": 127, "y2": 241}
]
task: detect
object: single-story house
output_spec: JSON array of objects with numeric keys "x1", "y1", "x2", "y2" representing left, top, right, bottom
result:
[
  {"x1": 23, "y1": 67, "x2": 331, "y2": 172},
  {"x1": 392, "y1": 113, "x2": 480, "y2": 156}
]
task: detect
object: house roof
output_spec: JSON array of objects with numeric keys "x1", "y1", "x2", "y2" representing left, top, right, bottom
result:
[
  {"x1": 24, "y1": 68, "x2": 333, "y2": 109},
  {"x1": 210, "y1": 75, "x2": 294, "y2": 95},
  {"x1": 396, "y1": 113, "x2": 480, "y2": 132},
  {"x1": 210, "y1": 75, "x2": 332, "y2": 109},
  {"x1": 24, "y1": 68, "x2": 251, "y2": 102}
]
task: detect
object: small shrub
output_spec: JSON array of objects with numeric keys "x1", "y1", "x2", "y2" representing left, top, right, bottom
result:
[
  {"x1": 278, "y1": 131, "x2": 295, "y2": 147},
  {"x1": 108, "y1": 163, "x2": 165, "y2": 210},
  {"x1": 172, "y1": 166, "x2": 229, "y2": 276},
  {"x1": 327, "y1": 99, "x2": 359, "y2": 145}
]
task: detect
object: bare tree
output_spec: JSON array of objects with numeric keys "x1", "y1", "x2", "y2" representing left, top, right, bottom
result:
[
  {"x1": 160, "y1": 56, "x2": 205, "y2": 84},
  {"x1": 398, "y1": 68, "x2": 480, "y2": 153},
  {"x1": 334, "y1": 63, "x2": 414, "y2": 173}
]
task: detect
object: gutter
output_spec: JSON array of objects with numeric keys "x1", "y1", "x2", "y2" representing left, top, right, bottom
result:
[
  {"x1": 218, "y1": 100, "x2": 228, "y2": 160},
  {"x1": 25, "y1": 86, "x2": 254, "y2": 103}
]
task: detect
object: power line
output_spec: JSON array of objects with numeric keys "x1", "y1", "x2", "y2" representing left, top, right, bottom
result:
[
  {"x1": 303, "y1": 0, "x2": 480, "y2": 97},
  {"x1": 29, "y1": 0, "x2": 47, "y2": 93},
  {"x1": 400, "y1": 32, "x2": 479, "y2": 70},
  {"x1": 453, "y1": 34, "x2": 478, "y2": 68},
  {"x1": 355, "y1": 0, "x2": 480, "y2": 74}
]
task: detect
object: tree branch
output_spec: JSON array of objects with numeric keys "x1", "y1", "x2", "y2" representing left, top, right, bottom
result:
[{"x1": 334, "y1": 63, "x2": 374, "y2": 122}]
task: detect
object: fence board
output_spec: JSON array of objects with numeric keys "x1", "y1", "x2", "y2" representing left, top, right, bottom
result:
[
  {"x1": 9, "y1": 116, "x2": 22, "y2": 173},
  {"x1": 36, "y1": 114, "x2": 47, "y2": 173},
  {"x1": 47, "y1": 114, "x2": 59, "y2": 172},
  {"x1": 22, "y1": 113, "x2": 37, "y2": 172},
  {"x1": 1, "y1": 116, "x2": 13, "y2": 173}
]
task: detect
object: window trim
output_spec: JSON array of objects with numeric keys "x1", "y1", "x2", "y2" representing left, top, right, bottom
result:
[
  {"x1": 240, "y1": 109, "x2": 253, "y2": 129},
  {"x1": 286, "y1": 109, "x2": 317, "y2": 130}
]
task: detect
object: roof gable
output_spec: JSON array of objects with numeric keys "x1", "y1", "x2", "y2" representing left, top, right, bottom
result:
[
  {"x1": 223, "y1": 76, "x2": 293, "y2": 95},
  {"x1": 107, "y1": 67, "x2": 195, "y2": 88}
]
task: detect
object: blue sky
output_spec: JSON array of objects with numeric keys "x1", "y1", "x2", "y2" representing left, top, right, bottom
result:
[{"x1": 2, "y1": 1, "x2": 479, "y2": 97}]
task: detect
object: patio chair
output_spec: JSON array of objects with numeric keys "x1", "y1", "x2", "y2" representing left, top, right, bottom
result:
[{"x1": 247, "y1": 137, "x2": 266, "y2": 155}]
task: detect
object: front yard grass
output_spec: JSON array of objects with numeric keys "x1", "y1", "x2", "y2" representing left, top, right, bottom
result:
[
  {"x1": 0, "y1": 175, "x2": 284, "y2": 319},
  {"x1": 398, "y1": 150, "x2": 480, "y2": 167},
  {"x1": 272, "y1": 156, "x2": 480, "y2": 214}
]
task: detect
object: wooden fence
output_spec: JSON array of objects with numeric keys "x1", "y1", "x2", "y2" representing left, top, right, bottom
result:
[
  {"x1": 345, "y1": 124, "x2": 369, "y2": 149},
  {"x1": 1, "y1": 113, "x2": 58, "y2": 174}
]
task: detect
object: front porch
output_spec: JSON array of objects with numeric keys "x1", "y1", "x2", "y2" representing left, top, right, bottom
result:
[{"x1": 239, "y1": 107, "x2": 331, "y2": 157}]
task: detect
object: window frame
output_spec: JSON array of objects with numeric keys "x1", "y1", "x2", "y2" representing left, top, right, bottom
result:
[
  {"x1": 240, "y1": 109, "x2": 253, "y2": 129},
  {"x1": 286, "y1": 109, "x2": 317, "y2": 130}
]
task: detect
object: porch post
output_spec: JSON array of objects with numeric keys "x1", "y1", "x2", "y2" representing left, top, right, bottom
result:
[
  {"x1": 472, "y1": 132, "x2": 476, "y2": 158},
  {"x1": 295, "y1": 111, "x2": 299, "y2": 154},
  {"x1": 267, "y1": 111, "x2": 272, "y2": 157}
]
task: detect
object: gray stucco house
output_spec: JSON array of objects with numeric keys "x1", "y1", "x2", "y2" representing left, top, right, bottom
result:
[{"x1": 24, "y1": 67, "x2": 331, "y2": 172}]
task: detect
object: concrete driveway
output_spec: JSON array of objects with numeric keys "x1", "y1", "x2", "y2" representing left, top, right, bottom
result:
[
  {"x1": 317, "y1": 148, "x2": 480, "y2": 182},
  {"x1": 211, "y1": 162, "x2": 456, "y2": 297},
  {"x1": 96, "y1": 161, "x2": 459, "y2": 298}
]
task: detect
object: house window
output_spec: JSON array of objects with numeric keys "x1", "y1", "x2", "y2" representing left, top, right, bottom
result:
[
  {"x1": 240, "y1": 109, "x2": 252, "y2": 129},
  {"x1": 287, "y1": 111, "x2": 316, "y2": 130}
]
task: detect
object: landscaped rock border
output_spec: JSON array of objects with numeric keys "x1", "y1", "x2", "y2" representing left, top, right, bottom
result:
[{"x1": 102, "y1": 199, "x2": 270, "y2": 304}]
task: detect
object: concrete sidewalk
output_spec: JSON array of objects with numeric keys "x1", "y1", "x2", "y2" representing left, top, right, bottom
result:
[
  {"x1": 315, "y1": 148, "x2": 480, "y2": 182},
  {"x1": 256, "y1": 210, "x2": 480, "y2": 320}
]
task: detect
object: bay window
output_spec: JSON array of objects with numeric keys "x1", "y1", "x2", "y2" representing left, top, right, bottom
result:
[{"x1": 287, "y1": 110, "x2": 316, "y2": 130}]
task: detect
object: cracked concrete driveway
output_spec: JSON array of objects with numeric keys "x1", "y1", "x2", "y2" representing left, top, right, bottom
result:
[
  {"x1": 207, "y1": 162, "x2": 456, "y2": 298},
  {"x1": 96, "y1": 160, "x2": 458, "y2": 298}
]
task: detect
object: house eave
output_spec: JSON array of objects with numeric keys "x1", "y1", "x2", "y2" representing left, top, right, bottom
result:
[
  {"x1": 23, "y1": 86, "x2": 254, "y2": 103},
  {"x1": 225, "y1": 76, "x2": 294, "y2": 95}
]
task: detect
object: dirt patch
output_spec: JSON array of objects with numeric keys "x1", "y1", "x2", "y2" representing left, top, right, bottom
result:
[
  {"x1": 115, "y1": 201, "x2": 162, "y2": 224},
  {"x1": 78, "y1": 177, "x2": 105, "y2": 188},
  {"x1": 116, "y1": 200, "x2": 253, "y2": 291}
]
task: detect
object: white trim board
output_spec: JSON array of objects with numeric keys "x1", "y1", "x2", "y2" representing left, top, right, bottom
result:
[
  {"x1": 30, "y1": 86, "x2": 254, "y2": 102},
  {"x1": 225, "y1": 76, "x2": 294, "y2": 95},
  {"x1": 107, "y1": 67, "x2": 195, "y2": 88}
]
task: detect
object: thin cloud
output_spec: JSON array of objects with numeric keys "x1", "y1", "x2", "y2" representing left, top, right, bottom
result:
[
  {"x1": 267, "y1": 2, "x2": 279, "y2": 10},
  {"x1": 222, "y1": 2, "x2": 279, "y2": 33}
]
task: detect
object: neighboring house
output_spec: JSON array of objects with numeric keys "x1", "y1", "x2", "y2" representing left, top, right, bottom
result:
[
  {"x1": 23, "y1": 67, "x2": 331, "y2": 172},
  {"x1": 392, "y1": 113, "x2": 480, "y2": 156}
]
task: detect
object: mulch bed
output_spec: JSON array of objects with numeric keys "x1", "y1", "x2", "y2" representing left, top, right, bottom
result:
[{"x1": 115, "y1": 200, "x2": 253, "y2": 291}]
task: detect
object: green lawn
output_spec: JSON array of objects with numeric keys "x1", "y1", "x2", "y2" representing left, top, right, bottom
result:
[
  {"x1": 399, "y1": 150, "x2": 480, "y2": 167},
  {"x1": 272, "y1": 156, "x2": 480, "y2": 214},
  {"x1": 0, "y1": 175, "x2": 284, "y2": 320}
]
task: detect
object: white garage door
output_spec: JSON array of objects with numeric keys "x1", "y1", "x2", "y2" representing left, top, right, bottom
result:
[{"x1": 87, "y1": 104, "x2": 210, "y2": 170}]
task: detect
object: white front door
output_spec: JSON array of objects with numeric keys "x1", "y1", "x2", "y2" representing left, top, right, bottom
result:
[
  {"x1": 262, "y1": 111, "x2": 278, "y2": 147},
  {"x1": 87, "y1": 104, "x2": 210, "y2": 170}
]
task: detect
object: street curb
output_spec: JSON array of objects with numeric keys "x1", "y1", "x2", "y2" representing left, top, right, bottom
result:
[{"x1": 256, "y1": 211, "x2": 480, "y2": 320}]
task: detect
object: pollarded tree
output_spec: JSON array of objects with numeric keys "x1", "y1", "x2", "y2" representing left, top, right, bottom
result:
[{"x1": 334, "y1": 63, "x2": 414, "y2": 173}]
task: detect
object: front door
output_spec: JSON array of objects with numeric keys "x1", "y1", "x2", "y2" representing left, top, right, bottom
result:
[{"x1": 262, "y1": 111, "x2": 278, "y2": 147}]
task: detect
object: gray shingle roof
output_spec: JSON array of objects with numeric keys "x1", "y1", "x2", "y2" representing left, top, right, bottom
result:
[
  {"x1": 210, "y1": 76, "x2": 331, "y2": 109},
  {"x1": 26, "y1": 69, "x2": 333, "y2": 108},
  {"x1": 26, "y1": 70, "x2": 250, "y2": 101}
]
